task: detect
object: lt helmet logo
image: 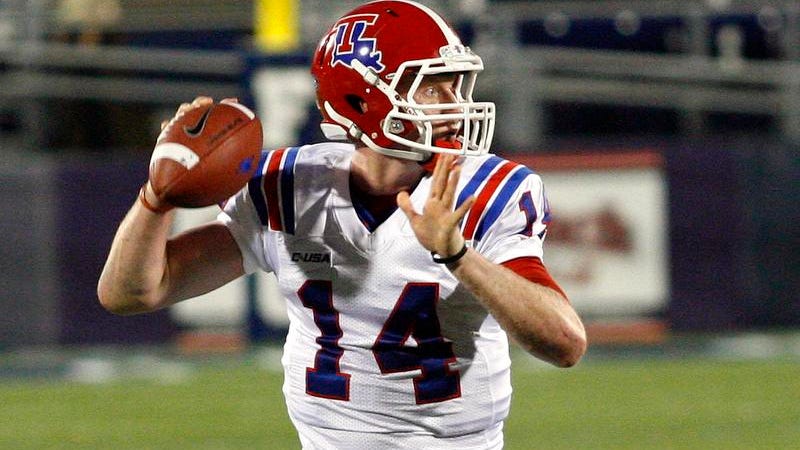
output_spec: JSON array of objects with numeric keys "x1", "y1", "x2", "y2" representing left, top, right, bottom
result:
[{"x1": 331, "y1": 14, "x2": 385, "y2": 72}]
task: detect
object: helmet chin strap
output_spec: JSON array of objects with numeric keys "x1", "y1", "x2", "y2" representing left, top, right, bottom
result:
[
  {"x1": 322, "y1": 102, "x2": 430, "y2": 162},
  {"x1": 361, "y1": 131, "x2": 431, "y2": 162}
]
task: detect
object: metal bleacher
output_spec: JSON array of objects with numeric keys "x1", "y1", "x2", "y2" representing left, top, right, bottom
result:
[{"x1": 1, "y1": 0, "x2": 799, "y2": 151}]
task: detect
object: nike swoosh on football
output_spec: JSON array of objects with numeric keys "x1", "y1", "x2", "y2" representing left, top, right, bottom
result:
[{"x1": 183, "y1": 106, "x2": 213, "y2": 137}]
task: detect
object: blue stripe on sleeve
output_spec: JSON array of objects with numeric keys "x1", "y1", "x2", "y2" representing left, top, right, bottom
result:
[
  {"x1": 248, "y1": 150, "x2": 271, "y2": 226},
  {"x1": 280, "y1": 147, "x2": 299, "y2": 235},
  {"x1": 455, "y1": 156, "x2": 503, "y2": 209},
  {"x1": 474, "y1": 166, "x2": 533, "y2": 242}
]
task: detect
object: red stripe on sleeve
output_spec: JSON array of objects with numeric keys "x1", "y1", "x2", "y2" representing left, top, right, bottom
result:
[
  {"x1": 462, "y1": 161, "x2": 518, "y2": 240},
  {"x1": 502, "y1": 256, "x2": 568, "y2": 301},
  {"x1": 264, "y1": 148, "x2": 286, "y2": 231}
]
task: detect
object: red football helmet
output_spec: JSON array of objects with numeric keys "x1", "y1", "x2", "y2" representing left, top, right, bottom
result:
[{"x1": 311, "y1": 0, "x2": 495, "y2": 161}]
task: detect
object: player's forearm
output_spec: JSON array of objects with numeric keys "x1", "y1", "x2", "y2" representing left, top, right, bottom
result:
[
  {"x1": 97, "y1": 201, "x2": 175, "y2": 315},
  {"x1": 449, "y1": 250, "x2": 587, "y2": 367}
]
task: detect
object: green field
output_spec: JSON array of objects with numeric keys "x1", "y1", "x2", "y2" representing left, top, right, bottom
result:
[{"x1": 1, "y1": 352, "x2": 798, "y2": 449}]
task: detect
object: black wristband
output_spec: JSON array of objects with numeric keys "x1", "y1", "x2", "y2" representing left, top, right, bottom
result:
[{"x1": 431, "y1": 242, "x2": 468, "y2": 265}]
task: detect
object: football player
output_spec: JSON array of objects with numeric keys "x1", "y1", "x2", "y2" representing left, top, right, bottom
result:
[{"x1": 98, "y1": 1, "x2": 586, "y2": 448}]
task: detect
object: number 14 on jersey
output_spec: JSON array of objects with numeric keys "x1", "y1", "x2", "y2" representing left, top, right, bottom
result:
[{"x1": 299, "y1": 280, "x2": 462, "y2": 405}]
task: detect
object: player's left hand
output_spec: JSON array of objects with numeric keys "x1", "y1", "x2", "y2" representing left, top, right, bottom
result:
[{"x1": 398, "y1": 154, "x2": 474, "y2": 259}]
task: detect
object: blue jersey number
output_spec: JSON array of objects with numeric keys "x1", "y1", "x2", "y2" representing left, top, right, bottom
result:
[
  {"x1": 298, "y1": 280, "x2": 350, "y2": 400},
  {"x1": 373, "y1": 283, "x2": 461, "y2": 404},
  {"x1": 299, "y1": 281, "x2": 461, "y2": 404},
  {"x1": 518, "y1": 191, "x2": 537, "y2": 237}
]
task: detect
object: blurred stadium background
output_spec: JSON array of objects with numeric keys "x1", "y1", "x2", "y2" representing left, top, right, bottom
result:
[{"x1": 0, "y1": 0, "x2": 798, "y2": 448}]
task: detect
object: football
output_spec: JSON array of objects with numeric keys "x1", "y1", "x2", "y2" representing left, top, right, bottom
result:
[{"x1": 149, "y1": 101, "x2": 263, "y2": 208}]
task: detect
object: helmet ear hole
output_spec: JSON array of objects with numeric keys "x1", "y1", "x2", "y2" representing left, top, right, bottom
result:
[{"x1": 345, "y1": 94, "x2": 367, "y2": 114}]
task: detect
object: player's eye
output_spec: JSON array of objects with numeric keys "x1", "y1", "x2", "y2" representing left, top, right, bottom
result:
[{"x1": 422, "y1": 86, "x2": 438, "y2": 98}]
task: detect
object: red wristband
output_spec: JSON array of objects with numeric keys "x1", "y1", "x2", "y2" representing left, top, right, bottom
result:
[{"x1": 138, "y1": 184, "x2": 173, "y2": 213}]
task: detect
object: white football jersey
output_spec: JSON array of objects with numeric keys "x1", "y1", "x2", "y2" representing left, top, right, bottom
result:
[{"x1": 218, "y1": 142, "x2": 551, "y2": 447}]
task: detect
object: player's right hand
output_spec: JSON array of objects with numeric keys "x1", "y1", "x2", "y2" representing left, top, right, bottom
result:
[{"x1": 141, "y1": 96, "x2": 214, "y2": 213}]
